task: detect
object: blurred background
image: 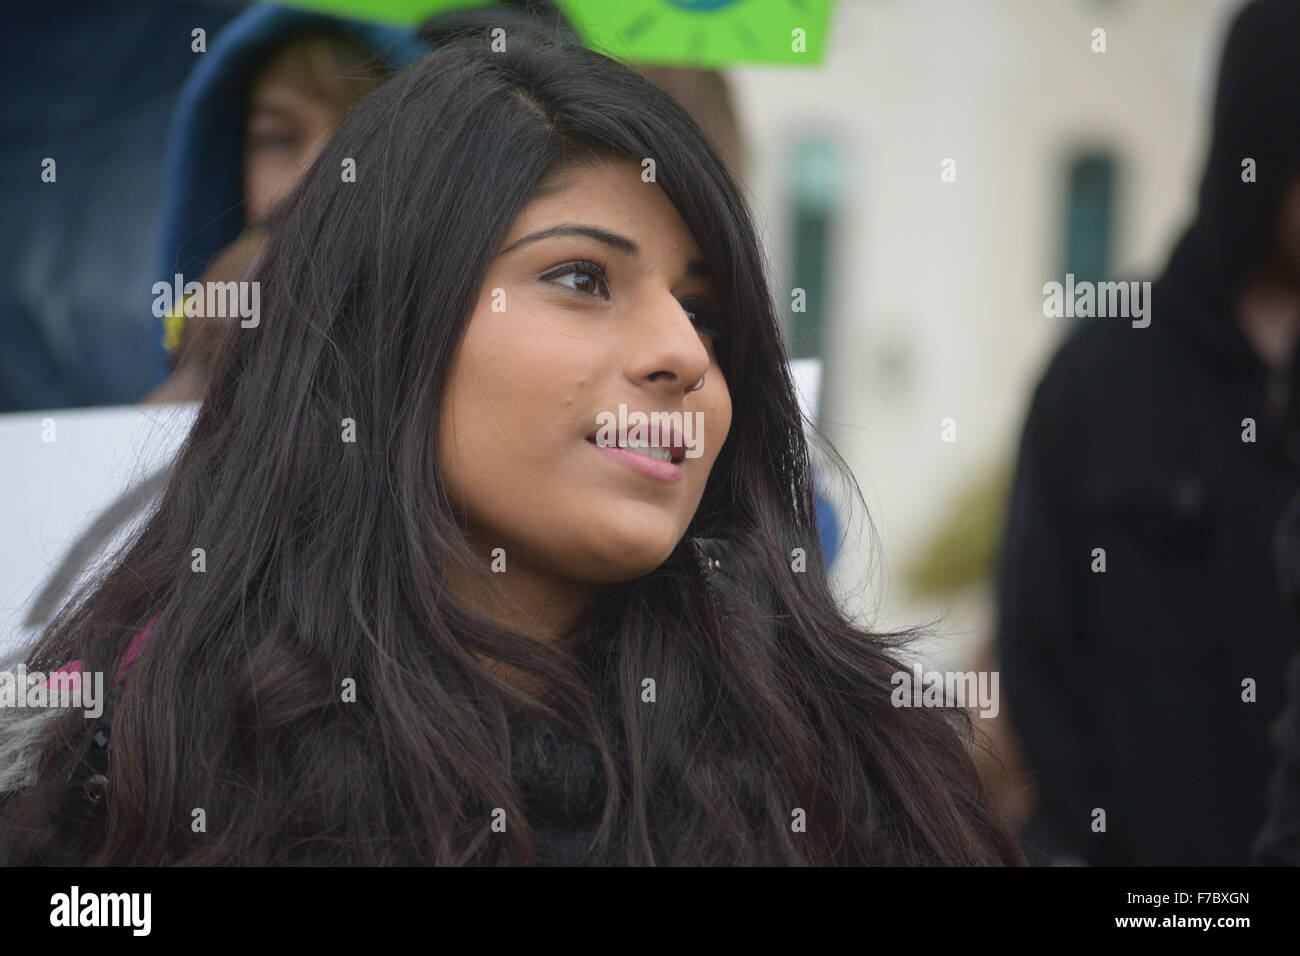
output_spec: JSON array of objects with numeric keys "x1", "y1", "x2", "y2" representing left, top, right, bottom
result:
[{"x1": 732, "y1": 0, "x2": 1243, "y2": 668}]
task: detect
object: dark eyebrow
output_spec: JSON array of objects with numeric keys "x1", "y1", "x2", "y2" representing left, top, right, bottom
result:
[
  {"x1": 500, "y1": 225, "x2": 639, "y2": 257},
  {"x1": 499, "y1": 224, "x2": 712, "y2": 279}
]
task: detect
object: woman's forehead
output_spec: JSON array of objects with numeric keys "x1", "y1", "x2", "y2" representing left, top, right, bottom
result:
[{"x1": 506, "y1": 160, "x2": 704, "y2": 261}]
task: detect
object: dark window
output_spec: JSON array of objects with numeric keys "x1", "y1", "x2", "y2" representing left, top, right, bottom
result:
[
  {"x1": 787, "y1": 138, "x2": 839, "y2": 366},
  {"x1": 1061, "y1": 152, "x2": 1116, "y2": 290}
]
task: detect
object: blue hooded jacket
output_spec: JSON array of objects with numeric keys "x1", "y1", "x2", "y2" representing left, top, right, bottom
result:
[{"x1": 148, "y1": 2, "x2": 429, "y2": 388}]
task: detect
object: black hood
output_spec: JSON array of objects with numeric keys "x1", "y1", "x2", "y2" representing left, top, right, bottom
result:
[{"x1": 1155, "y1": 0, "x2": 1300, "y2": 371}]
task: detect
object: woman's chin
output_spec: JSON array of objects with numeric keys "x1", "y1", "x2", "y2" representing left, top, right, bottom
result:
[{"x1": 562, "y1": 527, "x2": 685, "y2": 582}]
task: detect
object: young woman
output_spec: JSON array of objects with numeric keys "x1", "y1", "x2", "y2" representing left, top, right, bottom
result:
[{"x1": 0, "y1": 31, "x2": 1024, "y2": 866}]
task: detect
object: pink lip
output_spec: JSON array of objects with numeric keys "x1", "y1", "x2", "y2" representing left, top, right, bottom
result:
[{"x1": 587, "y1": 437, "x2": 683, "y2": 483}]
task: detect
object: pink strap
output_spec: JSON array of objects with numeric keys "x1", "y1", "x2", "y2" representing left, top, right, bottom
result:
[
  {"x1": 45, "y1": 613, "x2": 159, "y2": 689},
  {"x1": 119, "y1": 613, "x2": 158, "y2": 675}
]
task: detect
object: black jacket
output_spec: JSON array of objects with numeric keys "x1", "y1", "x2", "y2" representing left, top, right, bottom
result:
[
  {"x1": 1253, "y1": 491, "x2": 1300, "y2": 863},
  {"x1": 995, "y1": 0, "x2": 1300, "y2": 866},
  {"x1": 510, "y1": 536, "x2": 732, "y2": 866}
]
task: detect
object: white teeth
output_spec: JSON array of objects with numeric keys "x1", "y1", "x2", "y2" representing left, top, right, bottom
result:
[
  {"x1": 591, "y1": 436, "x2": 677, "y2": 462},
  {"x1": 623, "y1": 442, "x2": 672, "y2": 462}
]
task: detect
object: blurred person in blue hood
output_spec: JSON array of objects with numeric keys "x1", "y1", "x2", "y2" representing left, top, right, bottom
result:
[{"x1": 142, "y1": 3, "x2": 429, "y2": 403}]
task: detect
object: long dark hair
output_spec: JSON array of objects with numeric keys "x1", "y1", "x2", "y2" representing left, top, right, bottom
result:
[{"x1": 4, "y1": 31, "x2": 1023, "y2": 865}]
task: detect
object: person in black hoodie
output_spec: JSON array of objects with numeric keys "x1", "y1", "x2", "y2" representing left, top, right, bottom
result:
[{"x1": 996, "y1": 0, "x2": 1300, "y2": 866}]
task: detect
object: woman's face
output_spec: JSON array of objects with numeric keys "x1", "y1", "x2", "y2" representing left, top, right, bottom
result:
[
  {"x1": 439, "y1": 158, "x2": 732, "y2": 590},
  {"x1": 243, "y1": 56, "x2": 344, "y2": 225}
]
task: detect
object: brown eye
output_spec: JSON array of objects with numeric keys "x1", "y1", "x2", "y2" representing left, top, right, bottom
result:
[{"x1": 541, "y1": 260, "x2": 610, "y2": 299}]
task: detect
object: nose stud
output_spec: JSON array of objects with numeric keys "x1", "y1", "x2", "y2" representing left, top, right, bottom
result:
[{"x1": 685, "y1": 372, "x2": 706, "y2": 393}]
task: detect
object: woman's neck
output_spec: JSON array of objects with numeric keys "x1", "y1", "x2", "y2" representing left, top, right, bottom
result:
[{"x1": 443, "y1": 542, "x2": 600, "y2": 696}]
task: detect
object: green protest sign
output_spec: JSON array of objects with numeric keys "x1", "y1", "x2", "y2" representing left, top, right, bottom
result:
[{"x1": 278, "y1": 0, "x2": 834, "y2": 66}]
